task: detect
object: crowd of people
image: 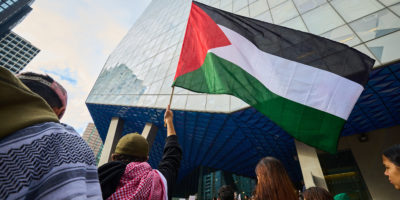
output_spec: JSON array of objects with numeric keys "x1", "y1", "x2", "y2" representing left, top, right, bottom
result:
[{"x1": 1, "y1": 67, "x2": 400, "y2": 199}]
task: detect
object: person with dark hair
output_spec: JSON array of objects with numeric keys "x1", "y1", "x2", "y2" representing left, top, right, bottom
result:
[
  {"x1": 303, "y1": 187, "x2": 333, "y2": 200},
  {"x1": 382, "y1": 144, "x2": 400, "y2": 190},
  {"x1": 98, "y1": 105, "x2": 182, "y2": 200},
  {"x1": 17, "y1": 72, "x2": 68, "y2": 119},
  {"x1": 0, "y1": 67, "x2": 102, "y2": 199},
  {"x1": 218, "y1": 185, "x2": 234, "y2": 200},
  {"x1": 253, "y1": 156, "x2": 297, "y2": 200}
]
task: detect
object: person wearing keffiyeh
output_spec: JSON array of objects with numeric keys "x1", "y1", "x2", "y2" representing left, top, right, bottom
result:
[
  {"x1": 0, "y1": 67, "x2": 102, "y2": 199},
  {"x1": 98, "y1": 105, "x2": 182, "y2": 200}
]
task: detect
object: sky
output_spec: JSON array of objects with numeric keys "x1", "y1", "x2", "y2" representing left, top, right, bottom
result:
[{"x1": 14, "y1": 0, "x2": 152, "y2": 134}]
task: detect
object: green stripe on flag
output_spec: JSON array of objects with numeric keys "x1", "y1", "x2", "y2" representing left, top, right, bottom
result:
[{"x1": 174, "y1": 52, "x2": 345, "y2": 153}]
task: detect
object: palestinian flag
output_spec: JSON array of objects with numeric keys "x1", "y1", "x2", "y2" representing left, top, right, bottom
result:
[{"x1": 172, "y1": 1, "x2": 374, "y2": 153}]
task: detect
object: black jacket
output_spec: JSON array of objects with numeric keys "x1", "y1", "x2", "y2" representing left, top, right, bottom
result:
[{"x1": 98, "y1": 135, "x2": 182, "y2": 199}]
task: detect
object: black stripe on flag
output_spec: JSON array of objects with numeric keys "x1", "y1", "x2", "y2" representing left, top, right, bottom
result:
[{"x1": 193, "y1": 1, "x2": 375, "y2": 86}]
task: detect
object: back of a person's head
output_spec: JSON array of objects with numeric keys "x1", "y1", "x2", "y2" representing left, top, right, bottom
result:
[
  {"x1": 17, "y1": 72, "x2": 67, "y2": 119},
  {"x1": 383, "y1": 144, "x2": 400, "y2": 167},
  {"x1": 112, "y1": 133, "x2": 149, "y2": 164},
  {"x1": 303, "y1": 187, "x2": 333, "y2": 200},
  {"x1": 254, "y1": 157, "x2": 297, "y2": 200},
  {"x1": 218, "y1": 185, "x2": 234, "y2": 200}
]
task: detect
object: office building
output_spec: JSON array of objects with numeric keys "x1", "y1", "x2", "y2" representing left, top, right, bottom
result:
[
  {"x1": 87, "y1": 0, "x2": 400, "y2": 199},
  {"x1": 0, "y1": 31, "x2": 39, "y2": 73},
  {"x1": 0, "y1": 0, "x2": 37, "y2": 73},
  {"x1": 81, "y1": 123, "x2": 104, "y2": 165},
  {"x1": 0, "y1": 0, "x2": 35, "y2": 37}
]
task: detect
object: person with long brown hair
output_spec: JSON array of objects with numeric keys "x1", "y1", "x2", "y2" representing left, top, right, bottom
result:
[
  {"x1": 303, "y1": 187, "x2": 333, "y2": 200},
  {"x1": 254, "y1": 156, "x2": 298, "y2": 200}
]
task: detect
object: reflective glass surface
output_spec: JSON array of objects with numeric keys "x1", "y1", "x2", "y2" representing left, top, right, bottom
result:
[
  {"x1": 379, "y1": 0, "x2": 400, "y2": 6},
  {"x1": 268, "y1": 0, "x2": 288, "y2": 8},
  {"x1": 350, "y1": 9, "x2": 400, "y2": 42},
  {"x1": 281, "y1": 16, "x2": 308, "y2": 32},
  {"x1": 302, "y1": 3, "x2": 345, "y2": 34},
  {"x1": 237, "y1": 5, "x2": 250, "y2": 17},
  {"x1": 292, "y1": 0, "x2": 326, "y2": 14},
  {"x1": 206, "y1": 95, "x2": 231, "y2": 112},
  {"x1": 331, "y1": 0, "x2": 383, "y2": 22},
  {"x1": 254, "y1": 10, "x2": 273, "y2": 23},
  {"x1": 87, "y1": 1, "x2": 192, "y2": 108},
  {"x1": 88, "y1": 0, "x2": 400, "y2": 112},
  {"x1": 187, "y1": 95, "x2": 207, "y2": 110},
  {"x1": 221, "y1": 2, "x2": 233, "y2": 12},
  {"x1": 390, "y1": 3, "x2": 400, "y2": 15},
  {"x1": 353, "y1": 44, "x2": 380, "y2": 66},
  {"x1": 321, "y1": 25, "x2": 361, "y2": 46},
  {"x1": 366, "y1": 31, "x2": 400, "y2": 64},
  {"x1": 221, "y1": 0, "x2": 233, "y2": 7},
  {"x1": 271, "y1": 0, "x2": 299, "y2": 24},
  {"x1": 249, "y1": 0, "x2": 269, "y2": 17},
  {"x1": 233, "y1": 0, "x2": 248, "y2": 12}
]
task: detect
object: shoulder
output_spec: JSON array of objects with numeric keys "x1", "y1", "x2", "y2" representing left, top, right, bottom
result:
[
  {"x1": 0, "y1": 122, "x2": 100, "y2": 199},
  {"x1": 0, "y1": 122, "x2": 78, "y2": 149}
]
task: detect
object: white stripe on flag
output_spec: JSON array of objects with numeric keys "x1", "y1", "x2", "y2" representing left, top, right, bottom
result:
[{"x1": 209, "y1": 25, "x2": 363, "y2": 120}]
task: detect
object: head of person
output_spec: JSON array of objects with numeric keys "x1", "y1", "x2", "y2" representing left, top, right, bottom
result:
[
  {"x1": 17, "y1": 72, "x2": 67, "y2": 119},
  {"x1": 218, "y1": 185, "x2": 234, "y2": 200},
  {"x1": 254, "y1": 157, "x2": 297, "y2": 200},
  {"x1": 382, "y1": 144, "x2": 400, "y2": 190},
  {"x1": 303, "y1": 187, "x2": 333, "y2": 200},
  {"x1": 111, "y1": 133, "x2": 149, "y2": 164}
]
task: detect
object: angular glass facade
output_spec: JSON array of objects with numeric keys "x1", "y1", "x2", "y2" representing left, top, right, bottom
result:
[
  {"x1": 87, "y1": 0, "x2": 400, "y2": 113},
  {"x1": 87, "y1": 2, "x2": 400, "y2": 196}
]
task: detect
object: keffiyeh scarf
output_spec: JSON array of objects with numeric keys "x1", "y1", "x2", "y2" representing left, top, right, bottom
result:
[{"x1": 108, "y1": 162, "x2": 167, "y2": 200}]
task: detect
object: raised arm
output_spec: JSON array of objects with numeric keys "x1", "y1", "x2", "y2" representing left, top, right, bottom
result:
[{"x1": 157, "y1": 105, "x2": 182, "y2": 195}]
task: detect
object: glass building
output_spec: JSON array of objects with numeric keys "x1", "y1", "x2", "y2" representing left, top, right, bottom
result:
[
  {"x1": 87, "y1": 0, "x2": 400, "y2": 198},
  {"x1": 0, "y1": 31, "x2": 39, "y2": 73},
  {"x1": 88, "y1": 0, "x2": 400, "y2": 109},
  {"x1": 0, "y1": 0, "x2": 34, "y2": 37}
]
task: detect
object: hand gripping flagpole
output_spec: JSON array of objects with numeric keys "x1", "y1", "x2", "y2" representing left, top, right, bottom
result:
[{"x1": 164, "y1": 86, "x2": 175, "y2": 127}]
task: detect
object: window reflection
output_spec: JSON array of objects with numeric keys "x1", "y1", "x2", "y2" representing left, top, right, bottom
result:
[
  {"x1": 366, "y1": 31, "x2": 400, "y2": 63},
  {"x1": 350, "y1": 9, "x2": 400, "y2": 42},
  {"x1": 321, "y1": 25, "x2": 361, "y2": 46}
]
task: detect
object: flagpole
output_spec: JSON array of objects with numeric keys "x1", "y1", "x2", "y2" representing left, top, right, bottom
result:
[
  {"x1": 168, "y1": 86, "x2": 175, "y2": 106},
  {"x1": 165, "y1": 86, "x2": 175, "y2": 127}
]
